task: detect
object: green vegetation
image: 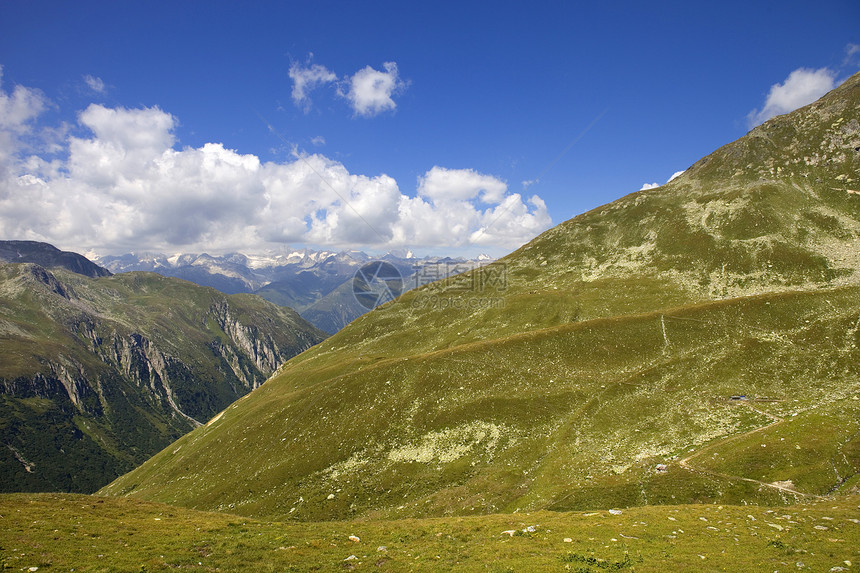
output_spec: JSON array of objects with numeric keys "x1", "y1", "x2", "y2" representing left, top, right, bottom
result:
[
  {"x1": 99, "y1": 72, "x2": 860, "y2": 522},
  {"x1": 0, "y1": 265, "x2": 327, "y2": 493},
  {"x1": 2, "y1": 493, "x2": 858, "y2": 572},
  {"x1": 102, "y1": 287, "x2": 860, "y2": 520},
  {"x1": 4, "y1": 74, "x2": 860, "y2": 570}
]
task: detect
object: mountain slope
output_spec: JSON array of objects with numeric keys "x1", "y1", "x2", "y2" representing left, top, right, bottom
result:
[
  {"x1": 101, "y1": 72, "x2": 860, "y2": 520},
  {"x1": 0, "y1": 240, "x2": 111, "y2": 278},
  {"x1": 0, "y1": 262, "x2": 327, "y2": 493}
]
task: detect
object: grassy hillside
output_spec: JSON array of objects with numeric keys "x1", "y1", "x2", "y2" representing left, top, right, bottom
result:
[
  {"x1": 101, "y1": 287, "x2": 860, "y2": 520},
  {"x1": 2, "y1": 493, "x2": 858, "y2": 572},
  {"x1": 101, "y1": 73, "x2": 860, "y2": 521},
  {"x1": 0, "y1": 265, "x2": 327, "y2": 493}
]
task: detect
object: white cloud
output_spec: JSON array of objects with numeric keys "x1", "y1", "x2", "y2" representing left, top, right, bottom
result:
[
  {"x1": 64, "y1": 104, "x2": 177, "y2": 193},
  {"x1": 0, "y1": 66, "x2": 48, "y2": 132},
  {"x1": 288, "y1": 60, "x2": 337, "y2": 111},
  {"x1": 79, "y1": 104, "x2": 175, "y2": 148},
  {"x1": 0, "y1": 83, "x2": 550, "y2": 255},
  {"x1": 397, "y1": 167, "x2": 550, "y2": 248},
  {"x1": 83, "y1": 74, "x2": 106, "y2": 94},
  {"x1": 305, "y1": 169, "x2": 402, "y2": 245},
  {"x1": 289, "y1": 58, "x2": 408, "y2": 118},
  {"x1": 418, "y1": 166, "x2": 508, "y2": 203},
  {"x1": 311, "y1": 135, "x2": 326, "y2": 146},
  {"x1": 392, "y1": 189, "x2": 549, "y2": 250},
  {"x1": 747, "y1": 67, "x2": 837, "y2": 127},
  {"x1": 0, "y1": 67, "x2": 51, "y2": 189},
  {"x1": 341, "y1": 62, "x2": 405, "y2": 117},
  {"x1": 469, "y1": 194, "x2": 551, "y2": 247}
]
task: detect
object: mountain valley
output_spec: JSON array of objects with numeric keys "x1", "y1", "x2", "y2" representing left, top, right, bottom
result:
[
  {"x1": 1, "y1": 70, "x2": 858, "y2": 573},
  {"x1": 0, "y1": 247, "x2": 327, "y2": 493},
  {"x1": 99, "y1": 73, "x2": 860, "y2": 524}
]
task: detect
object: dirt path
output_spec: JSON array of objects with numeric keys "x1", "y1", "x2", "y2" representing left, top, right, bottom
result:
[{"x1": 678, "y1": 402, "x2": 824, "y2": 499}]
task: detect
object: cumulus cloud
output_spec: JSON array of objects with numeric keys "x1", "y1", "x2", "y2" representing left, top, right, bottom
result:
[
  {"x1": 0, "y1": 66, "x2": 48, "y2": 132},
  {"x1": 418, "y1": 166, "x2": 507, "y2": 203},
  {"x1": 288, "y1": 58, "x2": 408, "y2": 118},
  {"x1": 392, "y1": 167, "x2": 550, "y2": 248},
  {"x1": 747, "y1": 67, "x2": 837, "y2": 127},
  {"x1": 0, "y1": 80, "x2": 549, "y2": 255},
  {"x1": 83, "y1": 74, "x2": 106, "y2": 94},
  {"x1": 341, "y1": 62, "x2": 405, "y2": 117},
  {"x1": 0, "y1": 67, "x2": 51, "y2": 186},
  {"x1": 469, "y1": 194, "x2": 551, "y2": 247},
  {"x1": 288, "y1": 59, "x2": 337, "y2": 111}
]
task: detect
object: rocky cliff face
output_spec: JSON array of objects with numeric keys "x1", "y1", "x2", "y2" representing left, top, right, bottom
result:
[
  {"x1": 0, "y1": 262, "x2": 327, "y2": 493},
  {"x1": 211, "y1": 301, "x2": 284, "y2": 377}
]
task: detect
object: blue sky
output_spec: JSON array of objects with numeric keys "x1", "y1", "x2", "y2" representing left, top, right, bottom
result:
[{"x1": 0, "y1": 1, "x2": 858, "y2": 258}]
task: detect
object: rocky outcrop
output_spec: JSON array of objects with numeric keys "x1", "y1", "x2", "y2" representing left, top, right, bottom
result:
[
  {"x1": 211, "y1": 301, "x2": 283, "y2": 376},
  {"x1": 103, "y1": 332, "x2": 202, "y2": 425},
  {"x1": 0, "y1": 262, "x2": 327, "y2": 494},
  {"x1": 0, "y1": 364, "x2": 97, "y2": 414},
  {"x1": 26, "y1": 264, "x2": 74, "y2": 299}
]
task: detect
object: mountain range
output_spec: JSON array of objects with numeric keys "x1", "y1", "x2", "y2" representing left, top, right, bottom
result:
[
  {"x1": 0, "y1": 242, "x2": 327, "y2": 493},
  {"x1": 95, "y1": 250, "x2": 494, "y2": 334},
  {"x1": 99, "y1": 74, "x2": 860, "y2": 521}
]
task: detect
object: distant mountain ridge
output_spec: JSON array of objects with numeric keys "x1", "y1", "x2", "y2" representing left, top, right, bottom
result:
[
  {"x1": 96, "y1": 249, "x2": 494, "y2": 333},
  {"x1": 0, "y1": 240, "x2": 111, "y2": 278}
]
